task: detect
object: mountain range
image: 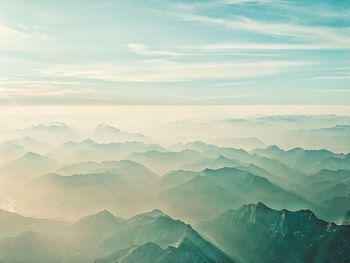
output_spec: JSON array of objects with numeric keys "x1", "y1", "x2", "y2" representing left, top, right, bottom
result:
[{"x1": 199, "y1": 202, "x2": 350, "y2": 263}]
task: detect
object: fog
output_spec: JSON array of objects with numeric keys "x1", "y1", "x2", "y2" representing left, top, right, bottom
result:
[{"x1": 0, "y1": 105, "x2": 349, "y2": 262}]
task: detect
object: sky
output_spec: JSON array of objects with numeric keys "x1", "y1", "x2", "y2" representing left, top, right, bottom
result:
[{"x1": 0, "y1": 0, "x2": 349, "y2": 105}]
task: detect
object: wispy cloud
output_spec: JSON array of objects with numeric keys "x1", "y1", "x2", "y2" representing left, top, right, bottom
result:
[
  {"x1": 320, "y1": 88, "x2": 350, "y2": 94},
  {"x1": 0, "y1": 86, "x2": 94, "y2": 98},
  {"x1": 0, "y1": 22, "x2": 52, "y2": 51},
  {"x1": 127, "y1": 43, "x2": 186, "y2": 56},
  {"x1": 181, "y1": 14, "x2": 350, "y2": 49},
  {"x1": 0, "y1": 23, "x2": 30, "y2": 49},
  {"x1": 40, "y1": 59, "x2": 306, "y2": 82}
]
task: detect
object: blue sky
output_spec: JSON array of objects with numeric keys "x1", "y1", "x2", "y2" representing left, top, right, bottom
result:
[{"x1": 0, "y1": 0, "x2": 349, "y2": 105}]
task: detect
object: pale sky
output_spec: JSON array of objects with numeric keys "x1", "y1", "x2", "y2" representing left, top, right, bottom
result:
[{"x1": 0, "y1": 0, "x2": 349, "y2": 105}]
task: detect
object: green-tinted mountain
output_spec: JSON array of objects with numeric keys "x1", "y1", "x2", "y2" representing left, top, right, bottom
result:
[
  {"x1": 0, "y1": 141, "x2": 26, "y2": 164},
  {"x1": 68, "y1": 210, "x2": 125, "y2": 242},
  {"x1": 199, "y1": 202, "x2": 350, "y2": 263},
  {"x1": 24, "y1": 171, "x2": 156, "y2": 219},
  {"x1": 58, "y1": 159, "x2": 160, "y2": 193},
  {"x1": 99, "y1": 209, "x2": 234, "y2": 263},
  {"x1": 0, "y1": 208, "x2": 66, "y2": 239},
  {"x1": 0, "y1": 152, "x2": 60, "y2": 189},
  {"x1": 300, "y1": 169, "x2": 350, "y2": 220},
  {"x1": 180, "y1": 155, "x2": 242, "y2": 172},
  {"x1": 159, "y1": 167, "x2": 313, "y2": 222},
  {"x1": 342, "y1": 210, "x2": 350, "y2": 225},
  {"x1": 92, "y1": 123, "x2": 152, "y2": 144},
  {"x1": 127, "y1": 149, "x2": 203, "y2": 175},
  {"x1": 254, "y1": 146, "x2": 346, "y2": 174},
  {"x1": 95, "y1": 239, "x2": 234, "y2": 263},
  {"x1": 169, "y1": 141, "x2": 304, "y2": 186},
  {"x1": 6, "y1": 136, "x2": 52, "y2": 155},
  {"x1": 50, "y1": 140, "x2": 164, "y2": 163},
  {"x1": 161, "y1": 170, "x2": 198, "y2": 190},
  {"x1": 0, "y1": 231, "x2": 63, "y2": 263},
  {"x1": 16, "y1": 122, "x2": 77, "y2": 144}
]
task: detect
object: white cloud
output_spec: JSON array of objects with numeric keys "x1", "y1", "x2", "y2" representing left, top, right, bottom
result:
[
  {"x1": 185, "y1": 42, "x2": 348, "y2": 52},
  {"x1": 320, "y1": 88, "x2": 350, "y2": 94},
  {"x1": 40, "y1": 59, "x2": 307, "y2": 83},
  {"x1": 127, "y1": 43, "x2": 186, "y2": 56},
  {"x1": 0, "y1": 86, "x2": 94, "y2": 98},
  {"x1": 0, "y1": 23, "x2": 30, "y2": 49},
  {"x1": 180, "y1": 14, "x2": 350, "y2": 49},
  {"x1": 0, "y1": 22, "x2": 52, "y2": 51}
]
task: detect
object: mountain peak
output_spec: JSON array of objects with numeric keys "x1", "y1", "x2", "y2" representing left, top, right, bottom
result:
[
  {"x1": 216, "y1": 155, "x2": 232, "y2": 162},
  {"x1": 95, "y1": 209, "x2": 115, "y2": 218},
  {"x1": 23, "y1": 151, "x2": 44, "y2": 159},
  {"x1": 95, "y1": 123, "x2": 121, "y2": 132},
  {"x1": 29, "y1": 122, "x2": 70, "y2": 132},
  {"x1": 74, "y1": 209, "x2": 121, "y2": 226},
  {"x1": 81, "y1": 139, "x2": 96, "y2": 145},
  {"x1": 144, "y1": 209, "x2": 165, "y2": 218},
  {"x1": 127, "y1": 209, "x2": 168, "y2": 225},
  {"x1": 265, "y1": 145, "x2": 284, "y2": 153},
  {"x1": 241, "y1": 202, "x2": 272, "y2": 215},
  {"x1": 255, "y1": 201, "x2": 270, "y2": 210}
]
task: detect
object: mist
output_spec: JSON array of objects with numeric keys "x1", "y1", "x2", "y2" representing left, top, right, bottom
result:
[{"x1": 0, "y1": 105, "x2": 349, "y2": 262}]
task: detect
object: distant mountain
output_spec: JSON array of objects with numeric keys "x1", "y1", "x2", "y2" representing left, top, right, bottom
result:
[
  {"x1": 253, "y1": 145, "x2": 284, "y2": 156},
  {"x1": 199, "y1": 202, "x2": 350, "y2": 263},
  {"x1": 24, "y1": 171, "x2": 158, "y2": 219},
  {"x1": 58, "y1": 159, "x2": 160, "y2": 193},
  {"x1": 0, "y1": 152, "x2": 59, "y2": 185},
  {"x1": 0, "y1": 231, "x2": 63, "y2": 263},
  {"x1": 127, "y1": 149, "x2": 203, "y2": 175},
  {"x1": 323, "y1": 196, "x2": 350, "y2": 222},
  {"x1": 288, "y1": 125, "x2": 350, "y2": 153},
  {"x1": 300, "y1": 169, "x2": 350, "y2": 220},
  {"x1": 179, "y1": 155, "x2": 278, "y2": 184},
  {"x1": 254, "y1": 146, "x2": 342, "y2": 174},
  {"x1": 247, "y1": 115, "x2": 350, "y2": 127},
  {"x1": 16, "y1": 122, "x2": 77, "y2": 144},
  {"x1": 49, "y1": 140, "x2": 164, "y2": 163},
  {"x1": 305, "y1": 169, "x2": 350, "y2": 184},
  {"x1": 170, "y1": 141, "x2": 223, "y2": 153},
  {"x1": 159, "y1": 167, "x2": 313, "y2": 222},
  {"x1": 161, "y1": 170, "x2": 198, "y2": 190},
  {"x1": 168, "y1": 141, "x2": 304, "y2": 186},
  {"x1": 180, "y1": 155, "x2": 243, "y2": 172},
  {"x1": 6, "y1": 136, "x2": 52, "y2": 154},
  {"x1": 0, "y1": 141, "x2": 26, "y2": 164},
  {"x1": 3, "y1": 152, "x2": 58, "y2": 172},
  {"x1": 92, "y1": 123, "x2": 152, "y2": 144},
  {"x1": 210, "y1": 137, "x2": 266, "y2": 151},
  {"x1": 170, "y1": 137, "x2": 265, "y2": 151},
  {"x1": 0, "y1": 208, "x2": 66, "y2": 239},
  {"x1": 69, "y1": 210, "x2": 125, "y2": 241}
]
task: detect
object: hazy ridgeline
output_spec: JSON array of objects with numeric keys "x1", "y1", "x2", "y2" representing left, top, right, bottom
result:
[{"x1": 0, "y1": 108, "x2": 350, "y2": 263}]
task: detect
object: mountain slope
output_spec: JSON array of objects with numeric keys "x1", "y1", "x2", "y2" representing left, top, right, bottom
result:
[
  {"x1": 0, "y1": 208, "x2": 66, "y2": 239},
  {"x1": 24, "y1": 171, "x2": 156, "y2": 219},
  {"x1": 199, "y1": 202, "x2": 350, "y2": 263},
  {"x1": 0, "y1": 231, "x2": 63, "y2": 263},
  {"x1": 159, "y1": 167, "x2": 315, "y2": 222},
  {"x1": 99, "y1": 209, "x2": 234, "y2": 263},
  {"x1": 92, "y1": 123, "x2": 152, "y2": 144}
]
